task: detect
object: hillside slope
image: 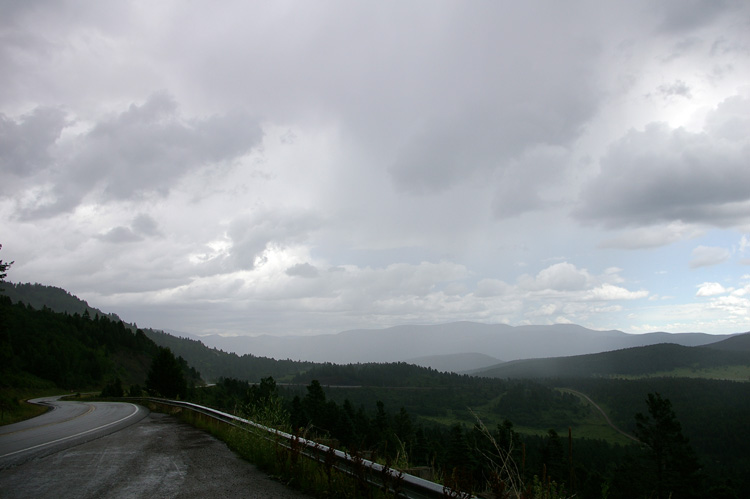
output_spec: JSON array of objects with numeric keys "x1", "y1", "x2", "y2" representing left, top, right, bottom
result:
[
  {"x1": 705, "y1": 331, "x2": 750, "y2": 352},
  {"x1": 143, "y1": 329, "x2": 317, "y2": 383},
  {"x1": 2, "y1": 282, "x2": 317, "y2": 383},
  {"x1": 3, "y1": 282, "x2": 122, "y2": 322},
  {"x1": 475, "y1": 342, "x2": 750, "y2": 379},
  {"x1": 1, "y1": 285, "x2": 202, "y2": 391},
  {"x1": 1, "y1": 296, "x2": 158, "y2": 389}
]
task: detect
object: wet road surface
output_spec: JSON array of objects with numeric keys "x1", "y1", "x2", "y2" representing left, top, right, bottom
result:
[
  {"x1": 0, "y1": 399, "x2": 311, "y2": 498},
  {"x1": 0, "y1": 396, "x2": 146, "y2": 468}
]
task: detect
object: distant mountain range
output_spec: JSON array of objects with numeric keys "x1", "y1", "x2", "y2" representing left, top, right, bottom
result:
[
  {"x1": 4, "y1": 281, "x2": 744, "y2": 374},
  {"x1": 192, "y1": 321, "x2": 737, "y2": 369}
]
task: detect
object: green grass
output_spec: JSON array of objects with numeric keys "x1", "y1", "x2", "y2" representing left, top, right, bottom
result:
[
  {"x1": 418, "y1": 388, "x2": 637, "y2": 448},
  {"x1": 0, "y1": 386, "x2": 63, "y2": 426},
  {"x1": 557, "y1": 389, "x2": 636, "y2": 445}
]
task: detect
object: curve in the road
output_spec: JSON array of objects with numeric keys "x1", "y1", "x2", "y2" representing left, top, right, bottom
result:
[{"x1": 0, "y1": 396, "x2": 148, "y2": 468}]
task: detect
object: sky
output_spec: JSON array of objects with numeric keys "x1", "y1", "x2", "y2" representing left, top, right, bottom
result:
[{"x1": 2, "y1": 1, "x2": 750, "y2": 337}]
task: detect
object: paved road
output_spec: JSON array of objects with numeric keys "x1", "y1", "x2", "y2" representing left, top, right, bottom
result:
[
  {"x1": 0, "y1": 396, "x2": 148, "y2": 468},
  {"x1": 0, "y1": 397, "x2": 311, "y2": 498}
]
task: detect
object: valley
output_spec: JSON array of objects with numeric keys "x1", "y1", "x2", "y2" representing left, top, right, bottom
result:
[{"x1": 2, "y1": 282, "x2": 749, "y2": 498}]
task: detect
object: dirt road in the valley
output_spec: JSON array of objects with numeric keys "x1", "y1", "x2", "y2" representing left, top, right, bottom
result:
[{"x1": 564, "y1": 388, "x2": 640, "y2": 443}]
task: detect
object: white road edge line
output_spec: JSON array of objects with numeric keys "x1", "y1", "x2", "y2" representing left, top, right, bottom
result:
[{"x1": 0, "y1": 403, "x2": 141, "y2": 459}]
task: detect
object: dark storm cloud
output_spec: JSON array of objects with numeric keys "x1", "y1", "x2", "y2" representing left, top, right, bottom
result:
[
  {"x1": 0, "y1": 107, "x2": 66, "y2": 179},
  {"x1": 95, "y1": 214, "x2": 160, "y2": 244},
  {"x1": 492, "y1": 145, "x2": 569, "y2": 219},
  {"x1": 286, "y1": 263, "x2": 319, "y2": 278},
  {"x1": 383, "y1": 7, "x2": 602, "y2": 195},
  {"x1": 657, "y1": 80, "x2": 692, "y2": 99},
  {"x1": 654, "y1": 0, "x2": 737, "y2": 33},
  {"x1": 97, "y1": 226, "x2": 142, "y2": 244},
  {"x1": 165, "y1": 2, "x2": 602, "y2": 197},
  {"x1": 11, "y1": 93, "x2": 263, "y2": 219},
  {"x1": 131, "y1": 213, "x2": 161, "y2": 237},
  {"x1": 576, "y1": 95, "x2": 750, "y2": 228},
  {"x1": 76, "y1": 92, "x2": 262, "y2": 200}
]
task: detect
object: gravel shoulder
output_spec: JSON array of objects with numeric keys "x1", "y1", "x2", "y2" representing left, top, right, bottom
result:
[{"x1": 0, "y1": 411, "x2": 312, "y2": 498}]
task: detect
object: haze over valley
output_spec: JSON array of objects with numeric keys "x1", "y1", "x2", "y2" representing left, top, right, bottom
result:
[{"x1": 187, "y1": 322, "x2": 735, "y2": 367}]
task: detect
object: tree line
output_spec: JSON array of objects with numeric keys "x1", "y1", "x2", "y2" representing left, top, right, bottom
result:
[{"x1": 194, "y1": 375, "x2": 726, "y2": 498}]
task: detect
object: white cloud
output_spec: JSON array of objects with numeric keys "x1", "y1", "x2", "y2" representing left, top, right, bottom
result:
[
  {"x1": 585, "y1": 284, "x2": 649, "y2": 301},
  {"x1": 475, "y1": 278, "x2": 513, "y2": 298},
  {"x1": 740, "y1": 235, "x2": 750, "y2": 254},
  {"x1": 696, "y1": 282, "x2": 728, "y2": 296},
  {"x1": 519, "y1": 262, "x2": 593, "y2": 292},
  {"x1": 690, "y1": 245, "x2": 731, "y2": 268},
  {"x1": 705, "y1": 292, "x2": 750, "y2": 319}
]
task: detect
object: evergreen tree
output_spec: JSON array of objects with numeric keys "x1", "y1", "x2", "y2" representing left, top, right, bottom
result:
[
  {"x1": 101, "y1": 377, "x2": 124, "y2": 397},
  {"x1": 634, "y1": 392, "x2": 702, "y2": 499},
  {"x1": 0, "y1": 244, "x2": 13, "y2": 368},
  {"x1": 145, "y1": 347, "x2": 187, "y2": 398},
  {"x1": 303, "y1": 380, "x2": 325, "y2": 419},
  {"x1": 393, "y1": 406, "x2": 414, "y2": 446},
  {"x1": 289, "y1": 395, "x2": 306, "y2": 431},
  {"x1": 0, "y1": 244, "x2": 12, "y2": 285},
  {"x1": 444, "y1": 424, "x2": 476, "y2": 493}
]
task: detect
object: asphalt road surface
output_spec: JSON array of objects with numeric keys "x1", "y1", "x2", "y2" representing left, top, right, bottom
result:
[
  {"x1": 0, "y1": 396, "x2": 311, "y2": 498},
  {"x1": 0, "y1": 396, "x2": 147, "y2": 468}
]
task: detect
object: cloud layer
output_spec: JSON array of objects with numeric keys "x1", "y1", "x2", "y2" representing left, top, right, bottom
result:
[{"x1": 2, "y1": 1, "x2": 749, "y2": 336}]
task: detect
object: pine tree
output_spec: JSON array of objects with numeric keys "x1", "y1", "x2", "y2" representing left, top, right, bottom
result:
[
  {"x1": 0, "y1": 244, "x2": 13, "y2": 284},
  {"x1": 634, "y1": 392, "x2": 702, "y2": 499},
  {"x1": 145, "y1": 347, "x2": 187, "y2": 398}
]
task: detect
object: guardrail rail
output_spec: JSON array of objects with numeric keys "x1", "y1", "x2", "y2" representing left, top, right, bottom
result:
[{"x1": 133, "y1": 397, "x2": 473, "y2": 499}]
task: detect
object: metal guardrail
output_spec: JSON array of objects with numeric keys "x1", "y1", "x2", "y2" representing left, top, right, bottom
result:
[{"x1": 134, "y1": 397, "x2": 471, "y2": 499}]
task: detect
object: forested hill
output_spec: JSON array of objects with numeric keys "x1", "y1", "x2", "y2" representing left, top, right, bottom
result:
[
  {"x1": 705, "y1": 331, "x2": 750, "y2": 351},
  {"x1": 144, "y1": 329, "x2": 317, "y2": 383},
  {"x1": 475, "y1": 340, "x2": 750, "y2": 379},
  {"x1": 2, "y1": 282, "x2": 122, "y2": 322},
  {"x1": 2, "y1": 282, "x2": 318, "y2": 383},
  {"x1": 289, "y1": 360, "x2": 479, "y2": 387},
  {"x1": 0, "y1": 295, "x2": 198, "y2": 390}
]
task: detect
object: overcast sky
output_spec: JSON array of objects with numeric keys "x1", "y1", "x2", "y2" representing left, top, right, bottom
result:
[{"x1": 2, "y1": 1, "x2": 750, "y2": 337}]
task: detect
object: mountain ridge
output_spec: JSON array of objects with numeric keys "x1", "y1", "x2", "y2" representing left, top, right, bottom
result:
[
  {"x1": 472, "y1": 338, "x2": 750, "y2": 379},
  {"x1": 3, "y1": 281, "x2": 738, "y2": 372},
  {"x1": 193, "y1": 321, "x2": 733, "y2": 366}
]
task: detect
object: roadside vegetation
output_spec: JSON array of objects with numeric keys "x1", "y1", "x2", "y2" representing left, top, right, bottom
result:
[{"x1": 2, "y1": 266, "x2": 749, "y2": 497}]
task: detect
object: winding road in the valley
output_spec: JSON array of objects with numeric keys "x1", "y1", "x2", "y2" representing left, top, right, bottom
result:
[
  {"x1": 0, "y1": 396, "x2": 310, "y2": 498},
  {"x1": 563, "y1": 389, "x2": 641, "y2": 443}
]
